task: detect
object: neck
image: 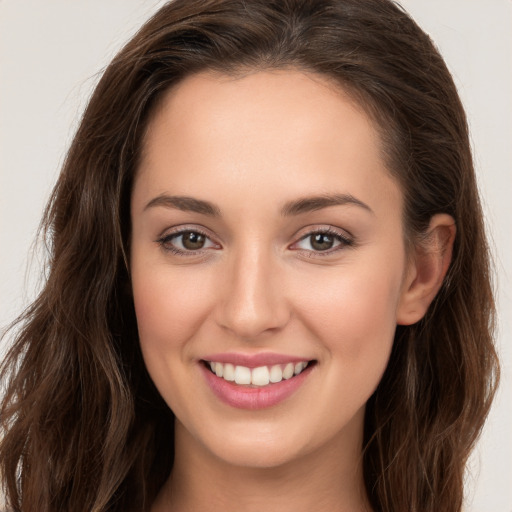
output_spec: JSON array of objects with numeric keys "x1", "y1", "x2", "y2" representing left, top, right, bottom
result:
[{"x1": 152, "y1": 416, "x2": 371, "y2": 512}]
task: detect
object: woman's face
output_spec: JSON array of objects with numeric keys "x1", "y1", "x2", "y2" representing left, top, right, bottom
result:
[{"x1": 130, "y1": 70, "x2": 413, "y2": 469}]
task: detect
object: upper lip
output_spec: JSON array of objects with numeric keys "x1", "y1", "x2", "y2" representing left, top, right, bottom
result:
[{"x1": 201, "y1": 352, "x2": 314, "y2": 368}]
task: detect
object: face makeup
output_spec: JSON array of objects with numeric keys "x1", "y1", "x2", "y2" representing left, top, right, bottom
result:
[{"x1": 130, "y1": 69, "x2": 412, "y2": 471}]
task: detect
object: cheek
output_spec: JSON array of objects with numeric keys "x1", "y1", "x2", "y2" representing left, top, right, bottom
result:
[
  {"x1": 130, "y1": 263, "x2": 214, "y2": 413},
  {"x1": 131, "y1": 263, "x2": 213, "y2": 351},
  {"x1": 302, "y1": 265, "x2": 401, "y2": 332},
  {"x1": 295, "y1": 261, "x2": 403, "y2": 376}
]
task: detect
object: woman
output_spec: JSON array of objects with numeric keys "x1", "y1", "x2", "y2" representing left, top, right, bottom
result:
[{"x1": 0, "y1": 0, "x2": 499, "y2": 511}]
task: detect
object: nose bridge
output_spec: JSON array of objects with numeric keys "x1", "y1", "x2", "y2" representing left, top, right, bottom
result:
[{"x1": 216, "y1": 239, "x2": 288, "y2": 339}]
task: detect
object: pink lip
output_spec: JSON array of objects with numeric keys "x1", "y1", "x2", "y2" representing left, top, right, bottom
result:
[
  {"x1": 199, "y1": 361, "x2": 314, "y2": 410},
  {"x1": 202, "y1": 352, "x2": 312, "y2": 368}
]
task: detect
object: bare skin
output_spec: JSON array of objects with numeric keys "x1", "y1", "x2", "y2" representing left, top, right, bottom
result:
[
  {"x1": 130, "y1": 70, "x2": 455, "y2": 512},
  {"x1": 153, "y1": 416, "x2": 367, "y2": 512}
]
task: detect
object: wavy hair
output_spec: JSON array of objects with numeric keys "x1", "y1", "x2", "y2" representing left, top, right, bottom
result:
[{"x1": 0, "y1": 1, "x2": 499, "y2": 511}]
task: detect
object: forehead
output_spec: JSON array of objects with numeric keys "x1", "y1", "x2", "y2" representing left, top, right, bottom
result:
[
  {"x1": 142, "y1": 69, "x2": 377, "y2": 166},
  {"x1": 135, "y1": 69, "x2": 402, "y2": 221}
]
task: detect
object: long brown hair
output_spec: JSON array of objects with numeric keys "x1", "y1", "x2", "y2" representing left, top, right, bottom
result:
[{"x1": 0, "y1": 1, "x2": 499, "y2": 511}]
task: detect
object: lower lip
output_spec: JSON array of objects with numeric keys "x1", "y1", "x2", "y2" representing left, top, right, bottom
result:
[{"x1": 200, "y1": 362, "x2": 314, "y2": 410}]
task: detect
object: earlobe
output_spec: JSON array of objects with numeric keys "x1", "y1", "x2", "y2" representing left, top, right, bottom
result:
[{"x1": 396, "y1": 214, "x2": 456, "y2": 326}]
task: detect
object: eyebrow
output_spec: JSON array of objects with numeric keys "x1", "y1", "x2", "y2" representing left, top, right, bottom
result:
[
  {"x1": 144, "y1": 195, "x2": 221, "y2": 216},
  {"x1": 280, "y1": 193, "x2": 374, "y2": 216},
  {"x1": 144, "y1": 193, "x2": 373, "y2": 217}
]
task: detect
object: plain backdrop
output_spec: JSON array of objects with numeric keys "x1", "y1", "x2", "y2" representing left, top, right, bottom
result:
[{"x1": 1, "y1": 1, "x2": 511, "y2": 511}]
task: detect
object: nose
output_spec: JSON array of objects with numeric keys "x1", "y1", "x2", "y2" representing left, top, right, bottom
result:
[{"x1": 215, "y1": 245, "x2": 290, "y2": 340}]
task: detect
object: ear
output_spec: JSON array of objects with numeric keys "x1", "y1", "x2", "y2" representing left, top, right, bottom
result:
[{"x1": 396, "y1": 214, "x2": 456, "y2": 325}]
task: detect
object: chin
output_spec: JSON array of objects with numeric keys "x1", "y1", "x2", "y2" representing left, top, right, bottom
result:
[
  {"x1": 212, "y1": 440, "x2": 307, "y2": 470},
  {"x1": 177, "y1": 416, "x2": 316, "y2": 470}
]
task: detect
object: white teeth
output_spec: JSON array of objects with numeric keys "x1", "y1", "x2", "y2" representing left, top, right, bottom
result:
[
  {"x1": 207, "y1": 360, "x2": 311, "y2": 387},
  {"x1": 234, "y1": 365, "x2": 251, "y2": 385},
  {"x1": 269, "y1": 364, "x2": 283, "y2": 383},
  {"x1": 283, "y1": 363, "x2": 294, "y2": 379},
  {"x1": 251, "y1": 366, "x2": 270, "y2": 386},
  {"x1": 223, "y1": 363, "x2": 235, "y2": 381},
  {"x1": 294, "y1": 362, "x2": 306, "y2": 375}
]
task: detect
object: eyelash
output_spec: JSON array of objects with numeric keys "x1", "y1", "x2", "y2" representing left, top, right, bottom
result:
[
  {"x1": 293, "y1": 227, "x2": 354, "y2": 258},
  {"x1": 156, "y1": 226, "x2": 354, "y2": 258},
  {"x1": 156, "y1": 227, "x2": 216, "y2": 257}
]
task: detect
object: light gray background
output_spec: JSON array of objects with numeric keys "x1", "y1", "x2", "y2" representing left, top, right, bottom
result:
[{"x1": 1, "y1": 1, "x2": 510, "y2": 510}]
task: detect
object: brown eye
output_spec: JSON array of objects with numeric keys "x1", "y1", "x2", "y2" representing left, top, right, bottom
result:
[
  {"x1": 158, "y1": 229, "x2": 218, "y2": 255},
  {"x1": 292, "y1": 228, "x2": 353, "y2": 256},
  {"x1": 181, "y1": 231, "x2": 206, "y2": 250},
  {"x1": 310, "y1": 233, "x2": 335, "y2": 251}
]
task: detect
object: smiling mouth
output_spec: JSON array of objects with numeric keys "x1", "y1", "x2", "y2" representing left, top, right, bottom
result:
[{"x1": 202, "y1": 360, "x2": 316, "y2": 387}]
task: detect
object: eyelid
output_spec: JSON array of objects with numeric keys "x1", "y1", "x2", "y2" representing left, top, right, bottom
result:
[
  {"x1": 156, "y1": 223, "x2": 215, "y2": 239},
  {"x1": 156, "y1": 225, "x2": 221, "y2": 255},
  {"x1": 156, "y1": 224, "x2": 354, "y2": 257},
  {"x1": 289, "y1": 225, "x2": 354, "y2": 256}
]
